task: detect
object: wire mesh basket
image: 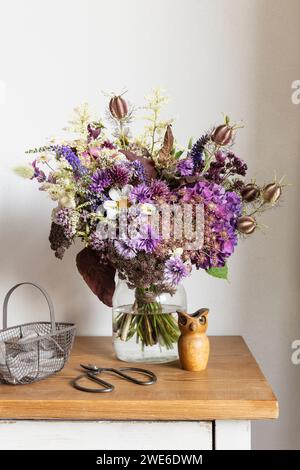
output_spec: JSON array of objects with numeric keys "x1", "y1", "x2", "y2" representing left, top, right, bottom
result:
[{"x1": 0, "y1": 282, "x2": 76, "y2": 385}]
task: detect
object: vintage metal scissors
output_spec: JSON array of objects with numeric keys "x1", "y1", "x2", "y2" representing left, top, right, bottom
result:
[{"x1": 71, "y1": 363, "x2": 157, "y2": 393}]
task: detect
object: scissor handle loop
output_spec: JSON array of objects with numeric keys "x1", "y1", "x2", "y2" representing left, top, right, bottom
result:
[
  {"x1": 104, "y1": 367, "x2": 157, "y2": 385},
  {"x1": 71, "y1": 373, "x2": 114, "y2": 393}
]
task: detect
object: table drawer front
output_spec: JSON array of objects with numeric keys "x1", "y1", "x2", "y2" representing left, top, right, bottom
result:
[{"x1": 0, "y1": 420, "x2": 213, "y2": 450}]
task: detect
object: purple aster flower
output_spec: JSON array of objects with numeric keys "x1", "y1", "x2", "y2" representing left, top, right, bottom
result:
[
  {"x1": 164, "y1": 257, "x2": 190, "y2": 285},
  {"x1": 90, "y1": 169, "x2": 112, "y2": 193},
  {"x1": 149, "y1": 180, "x2": 170, "y2": 200},
  {"x1": 176, "y1": 158, "x2": 194, "y2": 176},
  {"x1": 114, "y1": 238, "x2": 136, "y2": 259},
  {"x1": 56, "y1": 145, "x2": 87, "y2": 175},
  {"x1": 135, "y1": 225, "x2": 160, "y2": 253},
  {"x1": 109, "y1": 164, "x2": 130, "y2": 186},
  {"x1": 129, "y1": 183, "x2": 152, "y2": 204}
]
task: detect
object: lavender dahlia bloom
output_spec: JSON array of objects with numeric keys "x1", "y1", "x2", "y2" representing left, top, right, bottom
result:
[
  {"x1": 135, "y1": 225, "x2": 160, "y2": 253},
  {"x1": 164, "y1": 257, "x2": 190, "y2": 285},
  {"x1": 176, "y1": 157, "x2": 194, "y2": 176},
  {"x1": 90, "y1": 169, "x2": 112, "y2": 193}
]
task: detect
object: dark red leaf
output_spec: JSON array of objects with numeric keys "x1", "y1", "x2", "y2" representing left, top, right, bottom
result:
[{"x1": 76, "y1": 248, "x2": 116, "y2": 307}]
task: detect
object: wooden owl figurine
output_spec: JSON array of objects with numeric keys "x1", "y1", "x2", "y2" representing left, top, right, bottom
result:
[{"x1": 177, "y1": 308, "x2": 210, "y2": 371}]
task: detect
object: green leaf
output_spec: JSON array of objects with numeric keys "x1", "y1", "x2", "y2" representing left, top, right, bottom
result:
[
  {"x1": 188, "y1": 137, "x2": 193, "y2": 149},
  {"x1": 206, "y1": 265, "x2": 228, "y2": 280},
  {"x1": 175, "y1": 150, "x2": 184, "y2": 159}
]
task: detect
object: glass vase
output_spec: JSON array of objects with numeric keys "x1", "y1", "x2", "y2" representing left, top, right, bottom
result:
[{"x1": 112, "y1": 280, "x2": 187, "y2": 363}]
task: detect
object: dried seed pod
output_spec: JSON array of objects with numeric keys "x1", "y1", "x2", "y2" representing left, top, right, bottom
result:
[
  {"x1": 211, "y1": 124, "x2": 233, "y2": 146},
  {"x1": 262, "y1": 182, "x2": 282, "y2": 205},
  {"x1": 109, "y1": 95, "x2": 128, "y2": 120},
  {"x1": 240, "y1": 183, "x2": 260, "y2": 202},
  {"x1": 237, "y1": 215, "x2": 257, "y2": 234},
  {"x1": 155, "y1": 125, "x2": 174, "y2": 168},
  {"x1": 162, "y1": 124, "x2": 174, "y2": 153}
]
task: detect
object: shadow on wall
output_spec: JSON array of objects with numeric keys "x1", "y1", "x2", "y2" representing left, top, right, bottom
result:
[
  {"x1": 239, "y1": 0, "x2": 300, "y2": 450},
  {"x1": 0, "y1": 209, "x2": 111, "y2": 335}
]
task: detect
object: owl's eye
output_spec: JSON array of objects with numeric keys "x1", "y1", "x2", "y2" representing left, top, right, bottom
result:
[
  {"x1": 199, "y1": 315, "x2": 206, "y2": 325},
  {"x1": 179, "y1": 315, "x2": 187, "y2": 325}
]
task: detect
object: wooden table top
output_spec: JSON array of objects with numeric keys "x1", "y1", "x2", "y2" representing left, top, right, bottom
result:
[{"x1": 0, "y1": 336, "x2": 278, "y2": 421}]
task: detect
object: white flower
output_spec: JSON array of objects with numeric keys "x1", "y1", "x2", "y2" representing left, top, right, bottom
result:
[
  {"x1": 168, "y1": 247, "x2": 183, "y2": 257},
  {"x1": 139, "y1": 203, "x2": 157, "y2": 215},
  {"x1": 102, "y1": 185, "x2": 132, "y2": 219}
]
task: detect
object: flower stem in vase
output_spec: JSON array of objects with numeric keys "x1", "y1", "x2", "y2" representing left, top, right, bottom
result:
[{"x1": 116, "y1": 286, "x2": 180, "y2": 350}]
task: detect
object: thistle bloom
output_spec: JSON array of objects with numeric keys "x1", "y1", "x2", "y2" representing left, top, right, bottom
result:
[
  {"x1": 129, "y1": 183, "x2": 152, "y2": 204},
  {"x1": 90, "y1": 169, "x2": 112, "y2": 193},
  {"x1": 149, "y1": 180, "x2": 170, "y2": 200},
  {"x1": 109, "y1": 164, "x2": 130, "y2": 186}
]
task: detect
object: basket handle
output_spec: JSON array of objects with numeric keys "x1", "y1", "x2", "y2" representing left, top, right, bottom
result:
[{"x1": 3, "y1": 282, "x2": 56, "y2": 334}]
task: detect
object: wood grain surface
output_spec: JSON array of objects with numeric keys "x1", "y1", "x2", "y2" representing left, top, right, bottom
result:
[{"x1": 0, "y1": 336, "x2": 278, "y2": 420}]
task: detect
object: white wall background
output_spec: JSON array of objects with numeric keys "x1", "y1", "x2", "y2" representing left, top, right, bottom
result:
[{"x1": 0, "y1": 0, "x2": 299, "y2": 450}]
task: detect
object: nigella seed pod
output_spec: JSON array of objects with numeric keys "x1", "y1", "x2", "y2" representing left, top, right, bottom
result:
[
  {"x1": 240, "y1": 183, "x2": 260, "y2": 202},
  {"x1": 262, "y1": 183, "x2": 282, "y2": 205},
  {"x1": 211, "y1": 124, "x2": 233, "y2": 146},
  {"x1": 109, "y1": 95, "x2": 128, "y2": 120},
  {"x1": 237, "y1": 215, "x2": 257, "y2": 234}
]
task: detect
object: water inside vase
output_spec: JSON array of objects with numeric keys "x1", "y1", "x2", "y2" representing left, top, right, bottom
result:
[{"x1": 113, "y1": 303, "x2": 181, "y2": 364}]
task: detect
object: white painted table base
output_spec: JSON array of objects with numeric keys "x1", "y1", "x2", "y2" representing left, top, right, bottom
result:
[{"x1": 0, "y1": 420, "x2": 251, "y2": 450}]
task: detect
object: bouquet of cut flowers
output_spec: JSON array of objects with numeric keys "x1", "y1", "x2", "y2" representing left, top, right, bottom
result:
[{"x1": 16, "y1": 89, "x2": 283, "y2": 353}]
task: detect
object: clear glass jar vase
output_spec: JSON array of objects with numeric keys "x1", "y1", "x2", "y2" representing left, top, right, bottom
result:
[{"x1": 112, "y1": 280, "x2": 187, "y2": 363}]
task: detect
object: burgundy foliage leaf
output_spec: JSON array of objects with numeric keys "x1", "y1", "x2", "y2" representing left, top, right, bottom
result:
[{"x1": 76, "y1": 247, "x2": 116, "y2": 307}]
